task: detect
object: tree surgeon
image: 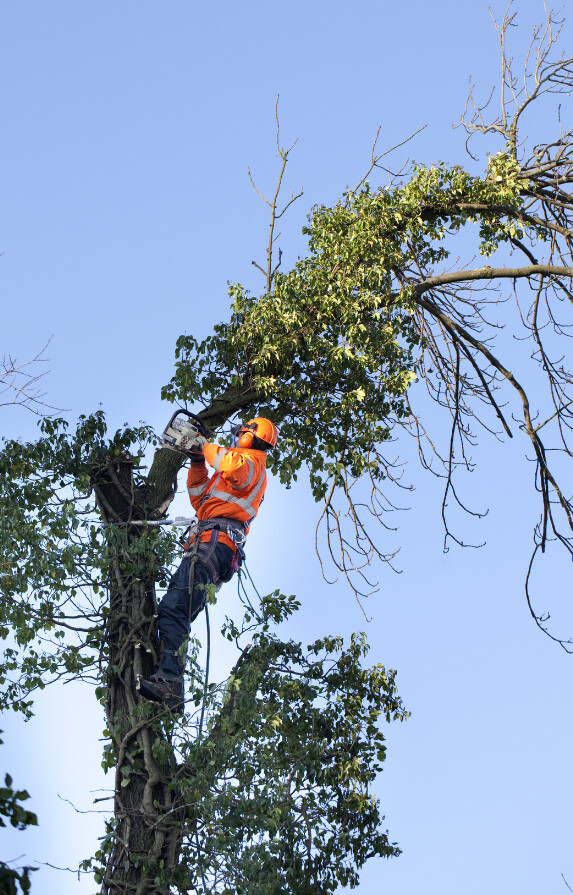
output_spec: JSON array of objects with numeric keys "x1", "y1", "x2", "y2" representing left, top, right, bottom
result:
[{"x1": 140, "y1": 416, "x2": 278, "y2": 710}]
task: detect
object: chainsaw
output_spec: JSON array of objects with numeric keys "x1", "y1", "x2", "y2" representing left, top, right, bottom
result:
[{"x1": 161, "y1": 410, "x2": 208, "y2": 457}]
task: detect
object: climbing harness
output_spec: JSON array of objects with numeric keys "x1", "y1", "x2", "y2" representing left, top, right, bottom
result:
[{"x1": 182, "y1": 518, "x2": 246, "y2": 577}]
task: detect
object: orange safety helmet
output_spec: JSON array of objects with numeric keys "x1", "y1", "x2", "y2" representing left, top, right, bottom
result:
[{"x1": 234, "y1": 417, "x2": 278, "y2": 450}]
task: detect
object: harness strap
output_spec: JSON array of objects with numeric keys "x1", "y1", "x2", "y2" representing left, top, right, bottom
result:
[
  {"x1": 185, "y1": 516, "x2": 248, "y2": 553},
  {"x1": 199, "y1": 516, "x2": 249, "y2": 534}
]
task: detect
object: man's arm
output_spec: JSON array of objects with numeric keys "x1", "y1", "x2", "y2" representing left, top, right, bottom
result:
[
  {"x1": 186, "y1": 452, "x2": 210, "y2": 510},
  {"x1": 203, "y1": 444, "x2": 263, "y2": 491}
]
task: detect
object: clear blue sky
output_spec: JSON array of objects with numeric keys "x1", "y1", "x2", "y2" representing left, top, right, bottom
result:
[{"x1": 2, "y1": 2, "x2": 573, "y2": 893}]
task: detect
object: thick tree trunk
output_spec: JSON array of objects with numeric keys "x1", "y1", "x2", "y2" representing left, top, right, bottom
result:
[
  {"x1": 92, "y1": 458, "x2": 183, "y2": 894},
  {"x1": 91, "y1": 380, "x2": 262, "y2": 892},
  {"x1": 103, "y1": 574, "x2": 183, "y2": 895}
]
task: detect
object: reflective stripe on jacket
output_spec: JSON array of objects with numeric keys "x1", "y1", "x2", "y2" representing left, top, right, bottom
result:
[{"x1": 186, "y1": 443, "x2": 267, "y2": 550}]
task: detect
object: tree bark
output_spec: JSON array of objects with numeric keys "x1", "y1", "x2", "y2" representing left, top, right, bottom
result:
[
  {"x1": 103, "y1": 573, "x2": 182, "y2": 894},
  {"x1": 90, "y1": 458, "x2": 181, "y2": 893},
  {"x1": 91, "y1": 379, "x2": 261, "y2": 892}
]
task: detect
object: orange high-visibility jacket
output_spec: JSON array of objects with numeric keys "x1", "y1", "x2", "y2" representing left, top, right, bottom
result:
[{"x1": 186, "y1": 443, "x2": 267, "y2": 551}]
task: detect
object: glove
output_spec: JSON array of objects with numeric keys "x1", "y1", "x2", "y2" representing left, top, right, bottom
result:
[
  {"x1": 172, "y1": 428, "x2": 207, "y2": 456},
  {"x1": 187, "y1": 435, "x2": 207, "y2": 462},
  {"x1": 188, "y1": 434, "x2": 207, "y2": 453}
]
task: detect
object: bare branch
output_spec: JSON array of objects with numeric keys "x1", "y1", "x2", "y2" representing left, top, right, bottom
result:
[
  {"x1": 249, "y1": 96, "x2": 303, "y2": 292},
  {"x1": 0, "y1": 341, "x2": 60, "y2": 415},
  {"x1": 353, "y1": 124, "x2": 428, "y2": 193}
]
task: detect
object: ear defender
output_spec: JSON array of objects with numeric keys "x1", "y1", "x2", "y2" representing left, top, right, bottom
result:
[
  {"x1": 238, "y1": 431, "x2": 255, "y2": 448},
  {"x1": 232, "y1": 418, "x2": 277, "y2": 450}
]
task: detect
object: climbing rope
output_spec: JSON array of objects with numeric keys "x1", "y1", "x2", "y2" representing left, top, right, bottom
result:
[
  {"x1": 242, "y1": 561, "x2": 263, "y2": 602},
  {"x1": 237, "y1": 566, "x2": 256, "y2": 615}
]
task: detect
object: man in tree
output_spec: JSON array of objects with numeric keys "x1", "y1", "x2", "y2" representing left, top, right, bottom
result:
[{"x1": 139, "y1": 416, "x2": 278, "y2": 710}]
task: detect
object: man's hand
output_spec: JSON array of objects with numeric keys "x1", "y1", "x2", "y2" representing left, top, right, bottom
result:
[{"x1": 187, "y1": 435, "x2": 207, "y2": 457}]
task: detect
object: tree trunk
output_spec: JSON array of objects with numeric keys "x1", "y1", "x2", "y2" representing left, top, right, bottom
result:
[
  {"x1": 91, "y1": 458, "x2": 183, "y2": 894},
  {"x1": 91, "y1": 380, "x2": 262, "y2": 892},
  {"x1": 103, "y1": 573, "x2": 183, "y2": 894}
]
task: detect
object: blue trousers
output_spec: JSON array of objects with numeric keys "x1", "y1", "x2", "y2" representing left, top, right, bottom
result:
[{"x1": 156, "y1": 542, "x2": 234, "y2": 679}]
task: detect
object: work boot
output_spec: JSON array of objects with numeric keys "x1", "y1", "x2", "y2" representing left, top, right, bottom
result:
[{"x1": 139, "y1": 677, "x2": 184, "y2": 712}]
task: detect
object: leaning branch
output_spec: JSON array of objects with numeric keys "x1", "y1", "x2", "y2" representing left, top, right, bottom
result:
[{"x1": 413, "y1": 263, "x2": 573, "y2": 293}]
